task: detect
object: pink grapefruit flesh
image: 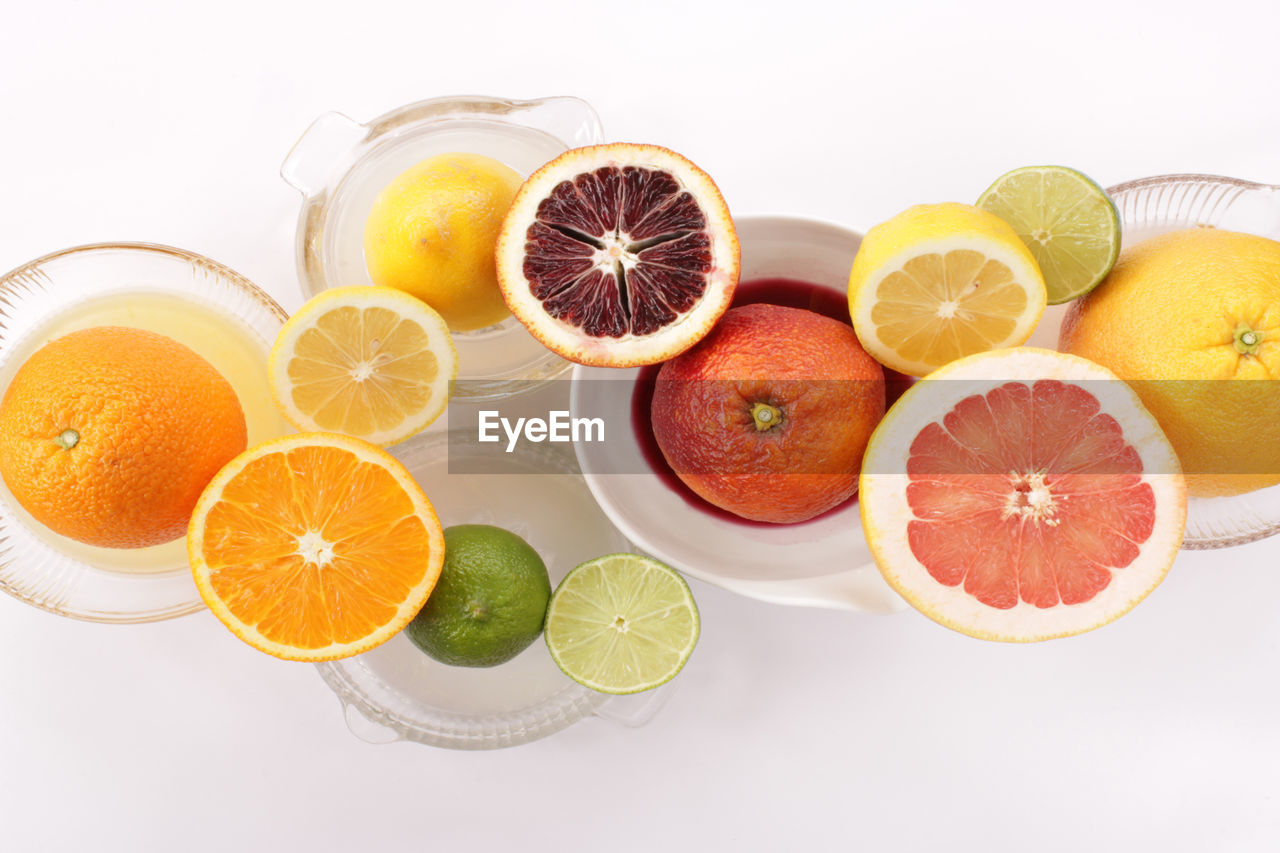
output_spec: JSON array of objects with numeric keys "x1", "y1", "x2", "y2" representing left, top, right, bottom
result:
[{"x1": 860, "y1": 348, "x2": 1186, "y2": 642}]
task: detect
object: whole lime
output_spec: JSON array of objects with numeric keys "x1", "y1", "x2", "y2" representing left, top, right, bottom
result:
[{"x1": 404, "y1": 524, "x2": 551, "y2": 667}]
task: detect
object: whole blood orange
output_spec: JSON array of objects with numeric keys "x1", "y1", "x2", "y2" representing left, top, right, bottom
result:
[
  {"x1": 859, "y1": 348, "x2": 1186, "y2": 642},
  {"x1": 651, "y1": 304, "x2": 885, "y2": 523},
  {"x1": 496, "y1": 143, "x2": 740, "y2": 367},
  {"x1": 0, "y1": 326, "x2": 247, "y2": 548}
]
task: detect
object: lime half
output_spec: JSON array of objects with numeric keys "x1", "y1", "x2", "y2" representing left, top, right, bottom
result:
[
  {"x1": 977, "y1": 165, "x2": 1121, "y2": 304},
  {"x1": 544, "y1": 554, "x2": 699, "y2": 695}
]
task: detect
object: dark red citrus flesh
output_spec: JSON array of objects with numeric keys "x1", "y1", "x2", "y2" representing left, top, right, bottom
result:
[
  {"x1": 522, "y1": 166, "x2": 713, "y2": 338},
  {"x1": 905, "y1": 380, "x2": 1155, "y2": 610}
]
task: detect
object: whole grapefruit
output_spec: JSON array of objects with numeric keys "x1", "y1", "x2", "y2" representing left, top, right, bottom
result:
[
  {"x1": 1059, "y1": 228, "x2": 1280, "y2": 497},
  {"x1": 651, "y1": 303, "x2": 885, "y2": 523}
]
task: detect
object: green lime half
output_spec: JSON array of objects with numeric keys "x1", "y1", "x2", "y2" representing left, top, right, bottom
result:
[
  {"x1": 977, "y1": 165, "x2": 1121, "y2": 304},
  {"x1": 544, "y1": 554, "x2": 699, "y2": 695},
  {"x1": 403, "y1": 524, "x2": 551, "y2": 668}
]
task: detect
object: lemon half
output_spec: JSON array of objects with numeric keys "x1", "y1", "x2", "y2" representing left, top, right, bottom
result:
[
  {"x1": 848, "y1": 202, "x2": 1047, "y2": 377},
  {"x1": 268, "y1": 286, "x2": 457, "y2": 446}
]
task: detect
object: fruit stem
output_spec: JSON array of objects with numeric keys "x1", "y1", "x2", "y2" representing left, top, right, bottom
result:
[
  {"x1": 54, "y1": 429, "x2": 79, "y2": 450},
  {"x1": 467, "y1": 600, "x2": 489, "y2": 621},
  {"x1": 750, "y1": 402, "x2": 783, "y2": 432},
  {"x1": 1234, "y1": 324, "x2": 1263, "y2": 355}
]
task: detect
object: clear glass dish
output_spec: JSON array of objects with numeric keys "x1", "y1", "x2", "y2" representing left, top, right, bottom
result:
[
  {"x1": 280, "y1": 94, "x2": 604, "y2": 403},
  {"x1": 0, "y1": 243, "x2": 290, "y2": 622},
  {"x1": 570, "y1": 215, "x2": 907, "y2": 613},
  {"x1": 315, "y1": 429, "x2": 671, "y2": 750},
  {"x1": 1107, "y1": 174, "x2": 1280, "y2": 549}
]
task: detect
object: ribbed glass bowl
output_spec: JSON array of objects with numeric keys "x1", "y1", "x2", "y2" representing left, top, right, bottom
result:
[
  {"x1": 315, "y1": 429, "x2": 670, "y2": 750},
  {"x1": 1103, "y1": 175, "x2": 1279, "y2": 548},
  {"x1": 0, "y1": 243, "x2": 288, "y2": 622}
]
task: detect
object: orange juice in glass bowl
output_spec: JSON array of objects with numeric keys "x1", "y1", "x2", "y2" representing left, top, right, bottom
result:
[{"x1": 0, "y1": 243, "x2": 290, "y2": 621}]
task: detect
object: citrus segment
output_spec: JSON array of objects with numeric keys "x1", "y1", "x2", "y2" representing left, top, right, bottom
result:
[
  {"x1": 0, "y1": 326, "x2": 247, "y2": 548},
  {"x1": 860, "y1": 348, "x2": 1185, "y2": 642},
  {"x1": 269, "y1": 286, "x2": 457, "y2": 447},
  {"x1": 977, "y1": 165, "x2": 1121, "y2": 304},
  {"x1": 848, "y1": 203, "x2": 1047, "y2": 377},
  {"x1": 363, "y1": 152, "x2": 522, "y2": 332},
  {"x1": 497, "y1": 143, "x2": 740, "y2": 367},
  {"x1": 189, "y1": 433, "x2": 444, "y2": 661},
  {"x1": 544, "y1": 554, "x2": 699, "y2": 694}
]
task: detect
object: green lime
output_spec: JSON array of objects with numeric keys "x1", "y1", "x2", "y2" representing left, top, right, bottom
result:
[
  {"x1": 544, "y1": 554, "x2": 699, "y2": 695},
  {"x1": 403, "y1": 524, "x2": 551, "y2": 668},
  {"x1": 976, "y1": 165, "x2": 1121, "y2": 304}
]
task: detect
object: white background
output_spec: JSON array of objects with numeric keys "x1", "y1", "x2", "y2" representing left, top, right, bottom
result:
[{"x1": 3, "y1": 1, "x2": 1280, "y2": 850}]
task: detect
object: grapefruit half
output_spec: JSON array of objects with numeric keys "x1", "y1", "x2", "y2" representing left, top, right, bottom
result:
[
  {"x1": 496, "y1": 143, "x2": 740, "y2": 367},
  {"x1": 860, "y1": 348, "x2": 1186, "y2": 641}
]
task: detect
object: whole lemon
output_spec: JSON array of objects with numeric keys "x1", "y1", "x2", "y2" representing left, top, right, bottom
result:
[
  {"x1": 364, "y1": 153, "x2": 522, "y2": 332},
  {"x1": 1059, "y1": 228, "x2": 1280, "y2": 497}
]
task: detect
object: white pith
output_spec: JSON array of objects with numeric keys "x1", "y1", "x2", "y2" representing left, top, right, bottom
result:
[
  {"x1": 852, "y1": 234, "x2": 1048, "y2": 377},
  {"x1": 859, "y1": 348, "x2": 1187, "y2": 642},
  {"x1": 1002, "y1": 471, "x2": 1059, "y2": 525},
  {"x1": 296, "y1": 529, "x2": 335, "y2": 567},
  {"x1": 497, "y1": 144, "x2": 740, "y2": 368},
  {"x1": 592, "y1": 235, "x2": 642, "y2": 273}
]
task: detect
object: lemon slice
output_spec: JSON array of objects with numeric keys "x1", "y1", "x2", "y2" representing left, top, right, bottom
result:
[
  {"x1": 544, "y1": 554, "x2": 700, "y2": 695},
  {"x1": 977, "y1": 165, "x2": 1121, "y2": 304},
  {"x1": 848, "y1": 202, "x2": 1047, "y2": 377},
  {"x1": 268, "y1": 286, "x2": 458, "y2": 446}
]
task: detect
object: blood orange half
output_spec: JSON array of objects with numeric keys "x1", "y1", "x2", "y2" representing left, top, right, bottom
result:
[
  {"x1": 496, "y1": 143, "x2": 740, "y2": 367},
  {"x1": 860, "y1": 348, "x2": 1186, "y2": 642}
]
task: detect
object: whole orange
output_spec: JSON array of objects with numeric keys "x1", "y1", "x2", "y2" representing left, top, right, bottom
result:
[
  {"x1": 0, "y1": 326, "x2": 248, "y2": 548},
  {"x1": 651, "y1": 304, "x2": 886, "y2": 523}
]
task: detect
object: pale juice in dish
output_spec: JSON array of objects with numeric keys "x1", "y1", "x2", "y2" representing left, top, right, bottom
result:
[{"x1": 0, "y1": 290, "x2": 290, "y2": 574}]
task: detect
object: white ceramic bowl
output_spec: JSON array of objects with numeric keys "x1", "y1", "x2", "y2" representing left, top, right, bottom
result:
[{"x1": 570, "y1": 215, "x2": 906, "y2": 612}]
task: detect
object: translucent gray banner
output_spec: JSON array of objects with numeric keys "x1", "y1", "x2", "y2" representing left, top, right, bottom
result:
[{"x1": 443, "y1": 378, "x2": 1280, "y2": 478}]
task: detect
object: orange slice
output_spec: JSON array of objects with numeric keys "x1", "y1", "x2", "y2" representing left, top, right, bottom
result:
[{"x1": 188, "y1": 433, "x2": 444, "y2": 661}]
